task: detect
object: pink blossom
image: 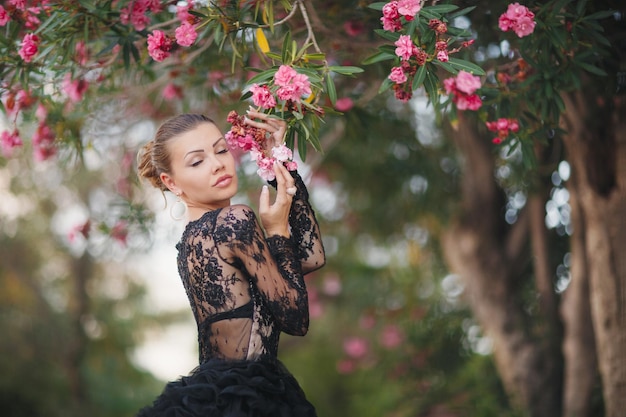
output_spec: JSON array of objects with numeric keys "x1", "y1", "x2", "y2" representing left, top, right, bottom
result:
[
  {"x1": 274, "y1": 65, "x2": 297, "y2": 87},
  {"x1": 285, "y1": 160, "x2": 298, "y2": 171},
  {"x1": 274, "y1": 69, "x2": 311, "y2": 102},
  {"x1": 62, "y1": 73, "x2": 88, "y2": 102},
  {"x1": 175, "y1": 21, "x2": 198, "y2": 47},
  {"x1": 75, "y1": 41, "x2": 89, "y2": 65},
  {"x1": 119, "y1": 0, "x2": 159, "y2": 31},
  {"x1": 343, "y1": 20, "x2": 365, "y2": 37},
  {"x1": 513, "y1": 15, "x2": 536, "y2": 37},
  {"x1": 443, "y1": 77, "x2": 457, "y2": 94},
  {"x1": 257, "y1": 158, "x2": 276, "y2": 181},
  {"x1": 322, "y1": 274, "x2": 342, "y2": 296},
  {"x1": 380, "y1": 325, "x2": 405, "y2": 349},
  {"x1": 388, "y1": 66, "x2": 407, "y2": 84},
  {"x1": 0, "y1": 6, "x2": 10, "y2": 26},
  {"x1": 32, "y1": 122, "x2": 56, "y2": 161},
  {"x1": 381, "y1": 15, "x2": 403, "y2": 32},
  {"x1": 9, "y1": 0, "x2": 27, "y2": 10},
  {"x1": 334, "y1": 97, "x2": 354, "y2": 112},
  {"x1": 68, "y1": 220, "x2": 91, "y2": 242},
  {"x1": 250, "y1": 84, "x2": 276, "y2": 109},
  {"x1": 336, "y1": 359, "x2": 356, "y2": 374},
  {"x1": 147, "y1": 30, "x2": 172, "y2": 62},
  {"x1": 271, "y1": 144, "x2": 293, "y2": 163},
  {"x1": 454, "y1": 70, "x2": 481, "y2": 95},
  {"x1": 397, "y1": 0, "x2": 421, "y2": 17},
  {"x1": 436, "y1": 50, "x2": 449, "y2": 62},
  {"x1": 455, "y1": 93, "x2": 482, "y2": 111},
  {"x1": 163, "y1": 83, "x2": 182, "y2": 100},
  {"x1": 1, "y1": 130, "x2": 22, "y2": 157},
  {"x1": 23, "y1": 7, "x2": 41, "y2": 30},
  {"x1": 111, "y1": 221, "x2": 128, "y2": 246},
  {"x1": 19, "y1": 33, "x2": 39, "y2": 63},
  {"x1": 343, "y1": 337, "x2": 369, "y2": 359},
  {"x1": 499, "y1": 3, "x2": 536, "y2": 38},
  {"x1": 394, "y1": 35, "x2": 414, "y2": 61},
  {"x1": 177, "y1": 4, "x2": 192, "y2": 22},
  {"x1": 35, "y1": 103, "x2": 47, "y2": 121},
  {"x1": 382, "y1": 1, "x2": 400, "y2": 20}
]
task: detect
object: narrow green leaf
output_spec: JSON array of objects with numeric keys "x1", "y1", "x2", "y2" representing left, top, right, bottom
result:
[
  {"x1": 362, "y1": 51, "x2": 397, "y2": 65},
  {"x1": 583, "y1": 10, "x2": 616, "y2": 21},
  {"x1": 423, "y1": 4, "x2": 458, "y2": 14},
  {"x1": 447, "y1": 58, "x2": 486, "y2": 75},
  {"x1": 576, "y1": 61, "x2": 608, "y2": 76},
  {"x1": 325, "y1": 73, "x2": 337, "y2": 105},
  {"x1": 412, "y1": 65, "x2": 427, "y2": 90},
  {"x1": 247, "y1": 68, "x2": 277, "y2": 85},
  {"x1": 367, "y1": 2, "x2": 387, "y2": 11},
  {"x1": 378, "y1": 77, "x2": 394, "y2": 94},
  {"x1": 281, "y1": 31, "x2": 291, "y2": 63},
  {"x1": 327, "y1": 65, "x2": 364, "y2": 75},
  {"x1": 448, "y1": 6, "x2": 476, "y2": 19},
  {"x1": 374, "y1": 29, "x2": 402, "y2": 42}
]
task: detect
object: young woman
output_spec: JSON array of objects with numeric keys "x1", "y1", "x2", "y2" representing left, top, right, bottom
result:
[{"x1": 136, "y1": 109, "x2": 325, "y2": 417}]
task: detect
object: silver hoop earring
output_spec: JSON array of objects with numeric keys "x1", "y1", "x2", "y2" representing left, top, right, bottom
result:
[{"x1": 170, "y1": 195, "x2": 187, "y2": 221}]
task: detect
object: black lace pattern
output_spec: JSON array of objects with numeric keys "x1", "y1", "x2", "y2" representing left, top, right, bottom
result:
[{"x1": 176, "y1": 172, "x2": 325, "y2": 364}]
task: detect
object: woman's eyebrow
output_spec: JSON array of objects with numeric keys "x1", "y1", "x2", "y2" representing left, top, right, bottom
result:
[{"x1": 212, "y1": 137, "x2": 226, "y2": 147}]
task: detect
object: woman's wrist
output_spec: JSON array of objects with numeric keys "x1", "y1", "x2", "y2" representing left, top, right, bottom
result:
[{"x1": 266, "y1": 228, "x2": 290, "y2": 238}]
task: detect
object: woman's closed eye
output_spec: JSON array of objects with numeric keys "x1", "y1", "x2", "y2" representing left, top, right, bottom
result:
[{"x1": 191, "y1": 159, "x2": 203, "y2": 167}]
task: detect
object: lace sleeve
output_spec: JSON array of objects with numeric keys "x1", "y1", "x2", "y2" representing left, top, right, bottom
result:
[
  {"x1": 215, "y1": 205, "x2": 309, "y2": 336},
  {"x1": 271, "y1": 171, "x2": 326, "y2": 274}
]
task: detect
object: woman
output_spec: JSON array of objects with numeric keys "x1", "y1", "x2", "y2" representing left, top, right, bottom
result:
[{"x1": 136, "y1": 109, "x2": 325, "y2": 417}]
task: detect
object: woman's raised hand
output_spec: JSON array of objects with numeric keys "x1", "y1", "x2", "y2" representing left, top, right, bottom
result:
[
  {"x1": 259, "y1": 161, "x2": 295, "y2": 238},
  {"x1": 244, "y1": 107, "x2": 288, "y2": 151}
]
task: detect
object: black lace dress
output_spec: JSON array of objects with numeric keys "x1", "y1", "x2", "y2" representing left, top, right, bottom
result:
[{"x1": 137, "y1": 172, "x2": 325, "y2": 417}]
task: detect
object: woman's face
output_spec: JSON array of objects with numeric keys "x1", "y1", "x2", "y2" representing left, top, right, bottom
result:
[{"x1": 160, "y1": 122, "x2": 238, "y2": 216}]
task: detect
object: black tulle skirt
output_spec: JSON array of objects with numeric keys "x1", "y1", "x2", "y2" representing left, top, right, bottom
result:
[{"x1": 136, "y1": 358, "x2": 317, "y2": 417}]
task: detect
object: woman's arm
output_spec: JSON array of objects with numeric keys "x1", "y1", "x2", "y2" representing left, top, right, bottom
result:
[{"x1": 216, "y1": 204, "x2": 309, "y2": 336}]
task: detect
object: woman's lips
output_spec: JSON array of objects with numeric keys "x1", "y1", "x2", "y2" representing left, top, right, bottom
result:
[{"x1": 214, "y1": 175, "x2": 233, "y2": 187}]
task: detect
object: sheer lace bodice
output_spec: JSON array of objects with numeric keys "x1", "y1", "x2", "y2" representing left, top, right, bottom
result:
[{"x1": 176, "y1": 172, "x2": 325, "y2": 364}]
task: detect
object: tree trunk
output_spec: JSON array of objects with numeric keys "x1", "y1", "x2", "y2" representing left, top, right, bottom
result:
[
  {"x1": 441, "y1": 113, "x2": 562, "y2": 417},
  {"x1": 560, "y1": 172, "x2": 599, "y2": 417},
  {"x1": 561, "y1": 92, "x2": 626, "y2": 417}
]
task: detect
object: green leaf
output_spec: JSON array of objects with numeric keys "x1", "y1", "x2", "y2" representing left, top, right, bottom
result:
[
  {"x1": 327, "y1": 65, "x2": 364, "y2": 75},
  {"x1": 367, "y1": 2, "x2": 387, "y2": 11},
  {"x1": 246, "y1": 68, "x2": 278, "y2": 85},
  {"x1": 412, "y1": 65, "x2": 427, "y2": 91},
  {"x1": 362, "y1": 51, "x2": 397, "y2": 65},
  {"x1": 576, "y1": 61, "x2": 608, "y2": 76},
  {"x1": 583, "y1": 10, "x2": 616, "y2": 21},
  {"x1": 281, "y1": 31, "x2": 291, "y2": 63},
  {"x1": 374, "y1": 29, "x2": 402, "y2": 42},
  {"x1": 447, "y1": 58, "x2": 486, "y2": 75},
  {"x1": 378, "y1": 77, "x2": 394, "y2": 94},
  {"x1": 423, "y1": 69, "x2": 440, "y2": 101},
  {"x1": 448, "y1": 6, "x2": 476, "y2": 19},
  {"x1": 325, "y1": 73, "x2": 337, "y2": 105},
  {"x1": 423, "y1": 4, "x2": 459, "y2": 14}
]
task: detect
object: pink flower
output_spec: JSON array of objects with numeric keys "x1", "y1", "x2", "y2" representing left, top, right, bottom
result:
[
  {"x1": 0, "y1": 6, "x2": 10, "y2": 26},
  {"x1": 343, "y1": 20, "x2": 365, "y2": 37},
  {"x1": 322, "y1": 274, "x2": 342, "y2": 296},
  {"x1": 1, "y1": 130, "x2": 23, "y2": 157},
  {"x1": 455, "y1": 93, "x2": 482, "y2": 111},
  {"x1": 272, "y1": 144, "x2": 293, "y2": 162},
  {"x1": 35, "y1": 103, "x2": 47, "y2": 121},
  {"x1": 163, "y1": 83, "x2": 182, "y2": 100},
  {"x1": 343, "y1": 337, "x2": 369, "y2": 359},
  {"x1": 397, "y1": 0, "x2": 421, "y2": 17},
  {"x1": 75, "y1": 41, "x2": 89, "y2": 65},
  {"x1": 394, "y1": 35, "x2": 414, "y2": 61},
  {"x1": 499, "y1": 3, "x2": 536, "y2": 38},
  {"x1": 9, "y1": 0, "x2": 27, "y2": 10},
  {"x1": 273, "y1": 66, "x2": 311, "y2": 102},
  {"x1": 436, "y1": 50, "x2": 449, "y2": 62},
  {"x1": 388, "y1": 66, "x2": 407, "y2": 84},
  {"x1": 147, "y1": 30, "x2": 173, "y2": 62},
  {"x1": 334, "y1": 97, "x2": 354, "y2": 112},
  {"x1": 68, "y1": 220, "x2": 91, "y2": 242},
  {"x1": 443, "y1": 77, "x2": 456, "y2": 94},
  {"x1": 19, "y1": 33, "x2": 39, "y2": 63},
  {"x1": 250, "y1": 84, "x2": 276, "y2": 109},
  {"x1": 111, "y1": 221, "x2": 128, "y2": 246},
  {"x1": 177, "y1": 4, "x2": 192, "y2": 22},
  {"x1": 380, "y1": 325, "x2": 405, "y2": 349},
  {"x1": 513, "y1": 15, "x2": 536, "y2": 37},
  {"x1": 257, "y1": 158, "x2": 276, "y2": 181},
  {"x1": 175, "y1": 21, "x2": 198, "y2": 47},
  {"x1": 454, "y1": 70, "x2": 482, "y2": 95},
  {"x1": 336, "y1": 359, "x2": 356, "y2": 374},
  {"x1": 32, "y1": 122, "x2": 56, "y2": 161},
  {"x1": 62, "y1": 73, "x2": 88, "y2": 103},
  {"x1": 274, "y1": 65, "x2": 297, "y2": 87},
  {"x1": 285, "y1": 160, "x2": 298, "y2": 171}
]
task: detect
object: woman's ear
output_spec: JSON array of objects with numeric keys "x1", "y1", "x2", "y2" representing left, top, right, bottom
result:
[{"x1": 160, "y1": 172, "x2": 181, "y2": 195}]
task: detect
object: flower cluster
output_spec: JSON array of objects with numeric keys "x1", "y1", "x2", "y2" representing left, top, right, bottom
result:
[
  {"x1": 486, "y1": 117, "x2": 520, "y2": 144},
  {"x1": 146, "y1": 4, "x2": 198, "y2": 62},
  {"x1": 250, "y1": 65, "x2": 312, "y2": 109},
  {"x1": 498, "y1": 3, "x2": 536, "y2": 38},
  {"x1": 380, "y1": 0, "x2": 422, "y2": 31},
  {"x1": 225, "y1": 110, "x2": 297, "y2": 181},
  {"x1": 443, "y1": 70, "x2": 482, "y2": 111},
  {"x1": 120, "y1": 0, "x2": 161, "y2": 31},
  {"x1": 377, "y1": 0, "x2": 477, "y2": 103}
]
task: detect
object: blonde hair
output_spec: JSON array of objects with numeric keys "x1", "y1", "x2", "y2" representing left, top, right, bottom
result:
[{"x1": 137, "y1": 114, "x2": 215, "y2": 191}]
